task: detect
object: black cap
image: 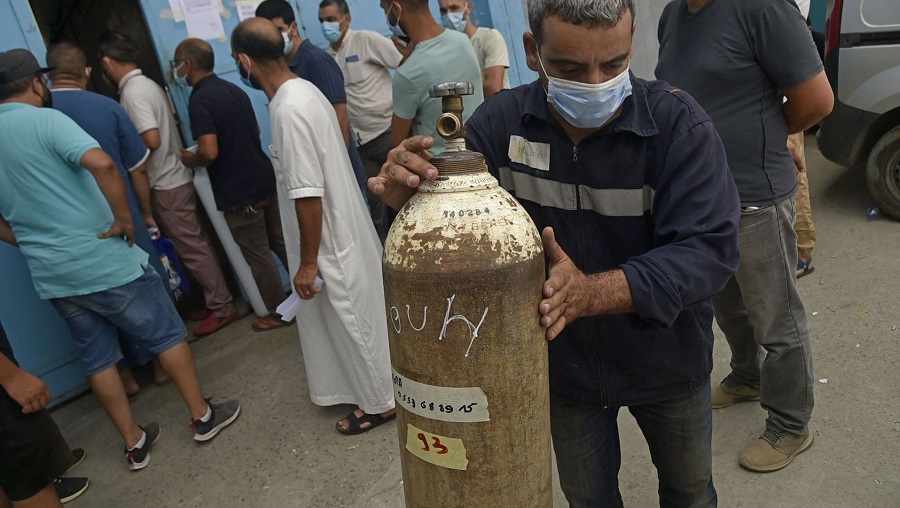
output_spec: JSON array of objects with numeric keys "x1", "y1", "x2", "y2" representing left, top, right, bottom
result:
[{"x1": 0, "y1": 49, "x2": 53, "y2": 85}]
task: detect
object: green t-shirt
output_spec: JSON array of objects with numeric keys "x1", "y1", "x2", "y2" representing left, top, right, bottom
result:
[
  {"x1": 0, "y1": 103, "x2": 148, "y2": 299},
  {"x1": 392, "y1": 29, "x2": 484, "y2": 154}
]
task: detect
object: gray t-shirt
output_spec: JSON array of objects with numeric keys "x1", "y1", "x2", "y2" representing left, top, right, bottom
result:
[{"x1": 656, "y1": 0, "x2": 822, "y2": 205}]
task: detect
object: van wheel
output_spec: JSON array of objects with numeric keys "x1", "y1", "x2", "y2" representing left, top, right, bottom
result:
[{"x1": 866, "y1": 126, "x2": 900, "y2": 220}]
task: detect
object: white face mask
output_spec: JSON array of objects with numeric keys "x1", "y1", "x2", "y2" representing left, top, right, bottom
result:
[
  {"x1": 282, "y1": 31, "x2": 294, "y2": 55},
  {"x1": 538, "y1": 52, "x2": 633, "y2": 129}
]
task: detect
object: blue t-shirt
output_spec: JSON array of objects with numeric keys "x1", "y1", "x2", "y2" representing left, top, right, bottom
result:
[
  {"x1": 52, "y1": 89, "x2": 149, "y2": 174},
  {"x1": 51, "y1": 89, "x2": 168, "y2": 295},
  {"x1": 289, "y1": 41, "x2": 367, "y2": 192},
  {"x1": 392, "y1": 29, "x2": 484, "y2": 154},
  {"x1": 0, "y1": 103, "x2": 148, "y2": 299}
]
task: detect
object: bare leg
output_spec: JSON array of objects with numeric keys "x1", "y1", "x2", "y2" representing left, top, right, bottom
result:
[
  {"x1": 8, "y1": 483, "x2": 62, "y2": 508},
  {"x1": 118, "y1": 368, "x2": 140, "y2": 396},
  {"x1": 89, "y1": 365, "x2": 144, "y2": 448},
  {"x1": 151, "y1": 359, "x2": 169, "y2": 385},
  {"x1": 155, "y1": 341, "x2": 207, "y2": 420},
  {"x1": 0, "y1": 485, "x2": 11, "y2": 508}
]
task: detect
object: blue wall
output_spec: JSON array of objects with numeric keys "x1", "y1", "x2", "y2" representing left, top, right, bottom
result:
[{"x1": 137, "y1": 0, "x2": 534, "y2": 147}]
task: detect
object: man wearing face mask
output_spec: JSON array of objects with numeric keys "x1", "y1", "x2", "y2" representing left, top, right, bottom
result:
[
  {"x1": 255, "y1": 0, "x2": 369, "y2": 200},
  {"x1": 379, "y1": 0, "x2": 483, "y2": 154},
  {"x1": 172, "y1": 38, "x2": 290, "y2": 333},
  {"x1": 318, "y1": 0, "x2": 404, "y2": 243},
  {"x1": 97, "y1": 31, "x2": 239, "y2": 337},
  {"x1": 230, "y1": 18, "x2": 396, "y2": 436},
  {"x1": 369, "y1": 0, "x2": 740, "y2": 505},
  {"x1": 0, "y1": 48, "x2": 242, "y2": 472},
  {"x1": 437, "y1": 0, "x2": 510, "y2": 98}
]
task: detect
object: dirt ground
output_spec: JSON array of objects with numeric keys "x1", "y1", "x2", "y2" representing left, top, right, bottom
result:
[{"x1": 53, "y1": 134, "x2": 899, "y2": 507}]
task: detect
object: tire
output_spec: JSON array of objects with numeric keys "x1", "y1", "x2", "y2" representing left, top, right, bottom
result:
[{"x1": 866, "y1": 126, "x2": 900, "y2": 220}]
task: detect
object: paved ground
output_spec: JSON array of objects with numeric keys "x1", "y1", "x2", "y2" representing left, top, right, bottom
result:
[{"x1": 54, "y1": 135, "x2": 899, "y2": 507}]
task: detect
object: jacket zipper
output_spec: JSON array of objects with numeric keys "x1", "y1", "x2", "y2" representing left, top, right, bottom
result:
[{"x1": 573, "y1": 144, "x2": 610, "y2": 408}]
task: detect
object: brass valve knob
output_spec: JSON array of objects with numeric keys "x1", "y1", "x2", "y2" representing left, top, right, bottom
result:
[{"x1": 429, "y1": 81, "x2": 474, "y2": 143}]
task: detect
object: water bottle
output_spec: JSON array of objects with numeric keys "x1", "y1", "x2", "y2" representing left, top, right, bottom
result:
[{"x1": 866, "y1": 206, "x2": 881, "y2": 220}]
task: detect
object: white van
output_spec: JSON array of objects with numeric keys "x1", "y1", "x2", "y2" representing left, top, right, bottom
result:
[{"x1": 817, "y1": 0, "x2": 900, "y2": 219}]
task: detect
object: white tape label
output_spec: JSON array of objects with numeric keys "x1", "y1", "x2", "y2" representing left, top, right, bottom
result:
[{"x1": 392, "y1": 369, "x2": 490, "y2": 423}]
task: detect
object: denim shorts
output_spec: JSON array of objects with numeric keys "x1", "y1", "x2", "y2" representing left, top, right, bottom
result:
[{"x1": 51, "y1": 266, "x2": 187, "y2": 375}]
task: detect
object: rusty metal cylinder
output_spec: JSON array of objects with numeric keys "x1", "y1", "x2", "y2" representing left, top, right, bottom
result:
[{"x1": 382, "y1": 144, "x2": 552, "y2": 506}]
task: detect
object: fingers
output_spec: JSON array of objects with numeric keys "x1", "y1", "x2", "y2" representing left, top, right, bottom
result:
[
  {"x1": 543, "y1": 314, "x2": 567, "y2": 341},
  {"x1": 98, "y1": 223, "x2": 134, "y2": 246},
  {"x1": 20, "y1": 389, "x2": 49, "y2": 414},
  {"x1": 384, "y1": 136, "x2": 437, "y2": 183},
  {"x1": 542, "y1": 227, "x2": 568, "y2": 266},
  {"x1": 293, "y1": 277, "x2": 321, "y2": 300}
]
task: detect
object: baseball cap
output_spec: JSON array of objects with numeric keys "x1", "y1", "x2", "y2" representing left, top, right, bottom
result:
[{"x1": 0, "y1": 49, "x2": 53, "y2": 85}]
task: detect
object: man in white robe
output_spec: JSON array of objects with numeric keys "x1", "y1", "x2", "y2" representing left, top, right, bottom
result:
[{"x1": 231, "y1": 17, "x2": 395, "y2": 434}]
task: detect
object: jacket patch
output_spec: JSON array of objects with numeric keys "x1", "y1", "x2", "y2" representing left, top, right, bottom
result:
[{"x1": 508, "y1": 135, "x2": 550, "y2": 171}]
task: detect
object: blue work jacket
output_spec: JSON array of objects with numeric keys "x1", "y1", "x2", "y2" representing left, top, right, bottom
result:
[{"x1": 466, "y1": 76, "x2": 741, "y2": 407}]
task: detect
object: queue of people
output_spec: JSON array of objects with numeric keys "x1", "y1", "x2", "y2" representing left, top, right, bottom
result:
[{"x1": 0, "y1": 0, "x2": 830, "y2": 507}]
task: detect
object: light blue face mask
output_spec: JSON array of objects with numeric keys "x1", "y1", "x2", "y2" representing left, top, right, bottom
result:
[
  {"x1": 538, "y1": 52, "x2": 633, "y2": 129},
  {"x1": 172, "y1": 61, "x2": 189, "y2": 88},
  {"x1": 282, "y1": 31, "x2": 294, "y2": 56},
  {"x1": 441, "y1": 12, "x2": 467, "y2": 32},
  {"x1": 321, "y1": 21, "x2": 343, "y2": 43},
  {"x1": 386, "y1": 3, "x2": 408, "y2": 40}
]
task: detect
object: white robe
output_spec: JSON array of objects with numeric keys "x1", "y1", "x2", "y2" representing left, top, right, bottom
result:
[{"x1": 269, "y1": 78, "x2": 394, "y2": 414}]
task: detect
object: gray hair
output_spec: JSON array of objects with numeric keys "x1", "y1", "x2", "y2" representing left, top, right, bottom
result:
[{"x1": 528, "y1": 0, "x2": 635, "y2": 43}]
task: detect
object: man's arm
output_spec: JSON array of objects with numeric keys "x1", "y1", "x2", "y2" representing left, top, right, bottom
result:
[
  {"x1": 0, "y1": 214, "x2": 16, "y2": 246},
  {"x1": 390, "y1": 115, "x2": 415, "y2": 153},
  {"x1": 331, "y1": 102, "x2": 353, "y2": 150},
  {"x1": 482, "y1": 66, "x2": 506, "y2": 99},
  {"x1": 538, "y1": 228, "x2": 634, "y2": 340},
  {"x1": 128, "y1": 163, "x2": 157, "y2": 229},
  {"x1": 0, "y1": 354, "x2": 51, "y2": 414},
  {"x1": 293, "y1": 197, "x2": 323, "y2": 299},
  {"x1": 180, "y1": 134, "x2": 218, "y2": 169},
  {"x1": 80, "y1": 148, "x2": 135, "y2": 246},
  {"x1": 783, "y1": 70, "x2": 833, "y2": 134},
  {"x1": 140, "y1": 129, "x2": 162, "y2": 151}
]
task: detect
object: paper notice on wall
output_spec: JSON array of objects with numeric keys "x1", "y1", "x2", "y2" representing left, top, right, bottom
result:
[
  {"x1": 167, "y1": 0, "x2": 185, "y2": 21},
  {"x1": 183, "y1": 0, "x2": 226, "y2": 41},
  {"x1": 235, "y1": 0, "x2": 264, "y2": 22}
]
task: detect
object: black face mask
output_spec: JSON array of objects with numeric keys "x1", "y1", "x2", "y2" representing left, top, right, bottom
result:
[
  {"x1": 235, "y1": 57, "x2": 261, "y2": 90},
  {"x1": 40, "y1": 81, "x2": 53, "y2": 108}
]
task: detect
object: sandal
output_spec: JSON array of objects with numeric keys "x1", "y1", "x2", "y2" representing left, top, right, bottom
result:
[
  {"x1": 796, "y1": 256, "x2": 815, "y2": 279},
  {"x1": 336, "y1": 410, "x2": 397, "y2": 436},
  {"x1": 251, "y1": 314, "x2": 290, "y2": 332}
]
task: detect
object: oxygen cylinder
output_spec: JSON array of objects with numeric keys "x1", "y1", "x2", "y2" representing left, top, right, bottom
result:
[{"x1": 382, "y1": 81, "x2": 552, "y2": 507}]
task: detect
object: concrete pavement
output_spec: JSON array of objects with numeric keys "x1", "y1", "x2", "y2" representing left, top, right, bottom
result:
[{"x1": 54, "y1": 135, "x2": 899, "y2": 507}]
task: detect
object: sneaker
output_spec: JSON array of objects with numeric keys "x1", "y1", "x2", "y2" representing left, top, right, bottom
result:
[
  {"x1": 53, "y1": 477, "x2": 90, "y2": 504},
  {"x1": 739, "y1": 428, "x2": 814, "y2": 472},
  {"x1": 711, "y1": 377, "x2": 760, "y2": 409},
  {"x1": 65, "y1": 448, "x2": 86, "y2": 473},
  {"x1": 124, "y1": 422, "x2": 161, "y2": 471},
  {"x1": 192, "y1": 310, "x2": 238, "y2": 337},
  {"x1": 191, "y1": 399, "x2": 241, "y2": 442}
]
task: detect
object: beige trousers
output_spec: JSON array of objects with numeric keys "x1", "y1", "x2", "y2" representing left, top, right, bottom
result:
[{"x1": 790, "y1": 133, "x2": 816, "y2": 259}]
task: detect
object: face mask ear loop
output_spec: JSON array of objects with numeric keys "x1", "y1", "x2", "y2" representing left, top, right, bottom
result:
[{"x1": 536, "y1": 47, "x2": 553, "y2": 95}]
